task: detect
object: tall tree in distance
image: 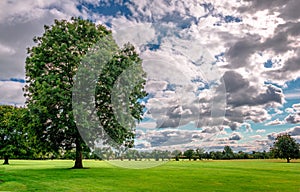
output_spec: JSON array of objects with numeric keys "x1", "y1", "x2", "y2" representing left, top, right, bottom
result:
[
  {"x1": 184, "y1": 149, "x2": 194, "y2": 161},
  {"x1": 223, "y1": 145, "x2": 234, "y2": 159},
  {"x1": 0, "y1": 106, "x2": 30, "y2": 164},
  {"x1": 24, "y1": 17, "x2": 147, "y2": 168},
  {"x1": 271, "y1": 133, "x2": 299, "y2": 163}
]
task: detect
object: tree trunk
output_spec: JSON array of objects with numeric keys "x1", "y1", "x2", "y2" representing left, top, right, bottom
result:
[
  {"x1": 3, "y1": 156, "x2": 9, "y2": 165},
  {"x1": 287, "y1": 157, "x2": 290, "y2": 163},
  {"x1": 73, "y1": 140, "x2": 83, "y2": 168}
]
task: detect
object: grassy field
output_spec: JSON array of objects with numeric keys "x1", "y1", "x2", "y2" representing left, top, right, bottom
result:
[{"x1": 0, "y1": 159, "x2": 299, "y2": 192}]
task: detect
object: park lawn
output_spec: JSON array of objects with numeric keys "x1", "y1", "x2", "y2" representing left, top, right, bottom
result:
[{"x1": 0, "y1": 159, "x2": 299, "y2": 192}]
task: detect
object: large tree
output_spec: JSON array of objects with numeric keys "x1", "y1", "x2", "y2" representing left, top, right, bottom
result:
[
  {"x1": 222, "y1": 145, "x2": 234, "y2": 159},
  {"x1": 183, "y1": 149, "x2": 194, "y2": 161},
  {"x1": 271, "y1": 133, "x2": 299, "y2": 163},
  {"x1": 0, "y1": 106, "x2": 30, "y2": 164},
  {"x1": 24, "y1": 17, "x2": 147, "y2": 168}
]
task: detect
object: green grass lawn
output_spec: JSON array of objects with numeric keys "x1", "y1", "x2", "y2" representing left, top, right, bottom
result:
[{"x1": 0, "y1": 159, "x2": 299, "y2": 192}]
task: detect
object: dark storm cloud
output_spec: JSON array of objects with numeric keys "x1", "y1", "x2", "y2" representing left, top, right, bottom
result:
[
  {"x1": 288, "y1": 126, "x2": 300, "y2": 136},
  {"x1": 224, "y1": 30, "x2": 293, "y2": 71},
  {"x1": 145, "y1": 130, "x2": 199, "y2": 147},
  {"x1": 229, "y1": 132, "x2": 242, "y2": 141},
  {"x1": 0, "y1": 20, "x2": 47, "y2": 79},
  {"x1": 279, "y1": 0, "x2": 300, "y2": 20},
  {"x1": 225, "y1": 38, "x2": 257, "y2": 69},
  {"x1": 228, "y1": 122, "x2": 239, "y2": 131},
  {"x1": 285, "y1": 114, "x2": 300, "y2": 124},
  {"x1": 267, "y1": 126, "x2": 300, "y2": 143},
  {"x1": 225, "y1": 0, "x2": 300, "y2": 84},
  {"x1": 201, "y1": 126, "x2": 222, "y2": 133},
  {"x1": 238, "y1": 0, "x2": 289, "y2": 14},
  {"x1": 157, "y1": 118, "x2": 181, "y2": 128},
  {"x1": 224, "y1": 110, "x2": 244, "y2": 124},
  {"x1": 263, "y1": 49, "x2": 300, "y2": 81},
  {"x1": 223, "y1": 71, "x2": 249, "y2": 93},
  {"x1": 261, "y1": 32, "x2": 290, "y2": 54},
  {"x1": 223, "y1": 71, "x2": 284, "y2": 108}
]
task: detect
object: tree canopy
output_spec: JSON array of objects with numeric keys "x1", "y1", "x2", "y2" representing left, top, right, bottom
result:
[
  {"x1": 0, "y1": 106, "x2": 31, "y2": 164},
  {"x1": 271, "y1": 133, "x2": 300, "y2": 163},
  {"x1": 222, "y1": 145, "x2": 234, "y2": 159},
  {"x1": 24, "y1": 17, "x2": 147, "y2": 168}
]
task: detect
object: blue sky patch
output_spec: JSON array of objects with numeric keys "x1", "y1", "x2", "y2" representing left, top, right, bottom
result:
[
  {"x1": 80, "y1": 0, "x2": 132, "y2": 18},
  {"x1": 0, "y1": 78, "x2": 25, "y2": 83},
  {"x1": 264, "y1": 59, "x2": 273, "y2": 68},
  {"x1": 224, "y1": 15, "x2": 242, "y2": 23}
]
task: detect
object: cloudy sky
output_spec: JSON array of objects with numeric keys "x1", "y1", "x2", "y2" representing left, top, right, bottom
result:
[{"x1": 1, "y1": 0, "x2": 300, "y2": 152}]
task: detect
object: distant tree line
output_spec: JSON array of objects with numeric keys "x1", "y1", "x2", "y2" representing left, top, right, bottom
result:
[
  {"x1": 1, "y1": 145, "x2": 298, "y2": 162},
  {"x1": 1, "y1": 105, "x2": 299, "y2": 164}
]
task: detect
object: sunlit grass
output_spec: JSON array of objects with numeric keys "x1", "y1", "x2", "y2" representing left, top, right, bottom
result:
[{"x1": 0, "y1": 159, "x2": 299, "y2": 191}]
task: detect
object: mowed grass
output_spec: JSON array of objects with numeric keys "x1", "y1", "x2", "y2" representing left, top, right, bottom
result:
[{"x1": 0, "y1": 159, "x2": 299, "y2": 192}]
